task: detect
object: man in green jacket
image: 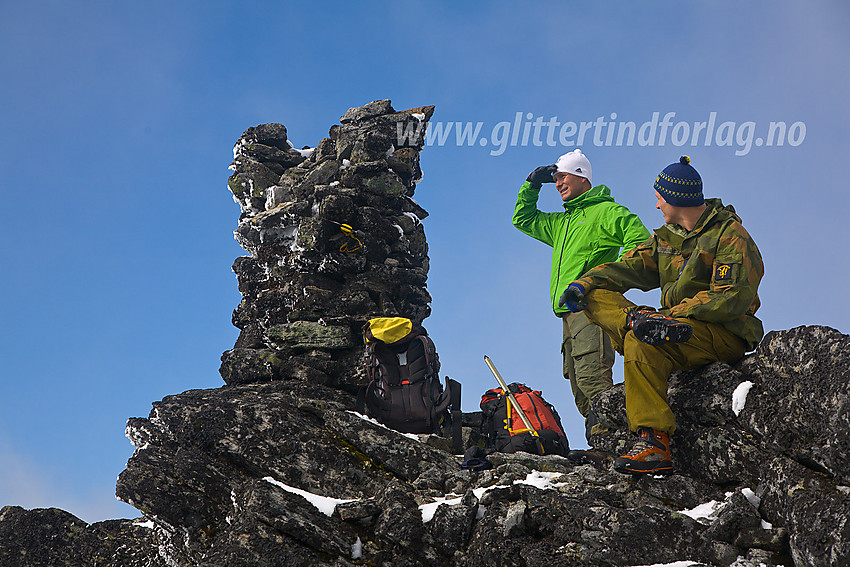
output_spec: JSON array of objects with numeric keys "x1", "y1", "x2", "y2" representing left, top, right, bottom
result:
[
  {"x1": 512, "y1": 149, "x2": 650, "y2": 444},
  {"x1": 559, "y1": 156, "x2": 764, "y2": 475}
]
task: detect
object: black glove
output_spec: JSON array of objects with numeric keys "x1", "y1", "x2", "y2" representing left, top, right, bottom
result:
[
  {"x1": 559, "y1": 283, "x2": 587, "y2": 313},
  {"x1": 526, "y1": 164, "x2": 557, "y2": 185}
]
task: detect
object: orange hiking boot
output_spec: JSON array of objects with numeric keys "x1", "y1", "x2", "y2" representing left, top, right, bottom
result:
[
  {"x1": 626, "y1": 308, "x2": 693, "y2": 346},
  {"x1": 613, "y1": 427, "x2": 674, "y2": 475}
]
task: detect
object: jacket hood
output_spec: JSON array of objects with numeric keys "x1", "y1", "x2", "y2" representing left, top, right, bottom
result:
[
  {"x1": 655, "y1": 197, "x2": 742, "y2": 244},
  {"x1": 692, "y1": 198, "x2": 742, "y2": 231},
  {"x1": 562, "y1": 184, "x2": 614, "y2": 212}
]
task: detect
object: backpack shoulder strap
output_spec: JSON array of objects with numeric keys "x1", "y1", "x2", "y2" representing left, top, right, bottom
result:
[
  {"x1": 373, "y1": 342, "x2": 402, "y2": 386},
  {"x1": 447, "y1": 377, "x2": 462, "y2": 454},
  {"x1": 419, "y1": 335, "x2": 437, "y2": 375}
]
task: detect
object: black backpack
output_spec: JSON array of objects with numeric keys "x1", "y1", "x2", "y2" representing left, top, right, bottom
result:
[
  {"x1": 357, "y1": 317, "x2": 462, "y2": 452},
  {"x1": 480, "y1": 383, "x2": 570, "y2": 457}
]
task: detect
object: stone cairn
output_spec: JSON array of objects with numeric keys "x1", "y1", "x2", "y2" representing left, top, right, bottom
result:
[{"x1": 220, "y1": 100, "x2": 435, "y2": 391}]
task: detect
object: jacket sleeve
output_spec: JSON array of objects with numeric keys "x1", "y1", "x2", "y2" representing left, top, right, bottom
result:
[
  {"x1": 668, "y1": 222, "x2": 763, "y2": 321},
  {"x1": 512, "y1": 181, "x2": 557, "y2": 247},
  {"x1": 600, "y1": 205, "x2": 651, "y2": 259},
  {"x1": 573, "y1": 237, "x2": 661, "y2": 293}
]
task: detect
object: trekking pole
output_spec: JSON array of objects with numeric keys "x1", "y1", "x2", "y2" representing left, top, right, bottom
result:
[{"x1": 483, "y1": 355, "x2": 545, "y2": 455}]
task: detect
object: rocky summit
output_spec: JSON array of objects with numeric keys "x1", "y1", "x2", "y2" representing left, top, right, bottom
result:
[{"x1": 1, "y1": 100, "x2": 848, "y2": 567}]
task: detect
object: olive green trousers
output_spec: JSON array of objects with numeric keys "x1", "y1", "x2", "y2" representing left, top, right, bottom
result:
[
  {"x1": 562, "y1": 310, "x2": 615, "y2": 419},
  {"x1": 582, "y1": 289, "x2": 746, "y2": 434}
]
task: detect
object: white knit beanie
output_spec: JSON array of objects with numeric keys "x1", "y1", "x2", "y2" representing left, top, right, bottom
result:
[{"x1": 554, "y1": 149, "x2": 592, "y2": 184}]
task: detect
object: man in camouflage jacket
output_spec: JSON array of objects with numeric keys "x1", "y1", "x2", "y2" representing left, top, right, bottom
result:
[{"x1": 559, "y1": 156, "x2": 764, "y2": 475}]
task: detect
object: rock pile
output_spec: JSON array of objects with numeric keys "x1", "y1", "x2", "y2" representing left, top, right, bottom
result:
[
  {"x1": 221, "y1": 99, "x2": 435, "y2": 390},
  {"x1": 1, "y1": 101, "x2": 848, "y2": 567}
]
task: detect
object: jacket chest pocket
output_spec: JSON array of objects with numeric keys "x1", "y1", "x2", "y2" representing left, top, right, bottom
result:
[{"x1": 656, "y1": 246, "x2": 683, "y2": 282}]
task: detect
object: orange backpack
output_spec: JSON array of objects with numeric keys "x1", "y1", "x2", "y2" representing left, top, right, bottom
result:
[{"x1": 480, "y1": 383, "x2": 570, "y2": 456}]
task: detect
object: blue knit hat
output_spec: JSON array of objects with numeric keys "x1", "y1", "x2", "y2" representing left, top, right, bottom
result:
[{"x1": 654, "y1": 156, "x2": 704, "y2": 207}]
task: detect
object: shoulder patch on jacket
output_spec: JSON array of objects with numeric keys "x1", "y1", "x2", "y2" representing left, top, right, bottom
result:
[{"x1": 714, "y1": 263, "x2": 734, "y2": 281}]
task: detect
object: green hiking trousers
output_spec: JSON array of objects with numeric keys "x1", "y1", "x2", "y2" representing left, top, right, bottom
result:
[
  {"x1": 562, "y1": 310, "x2": 615, "y2": 419},
  {"x1": 582, "y1": 289, "x2": 747, "y2": 434}
]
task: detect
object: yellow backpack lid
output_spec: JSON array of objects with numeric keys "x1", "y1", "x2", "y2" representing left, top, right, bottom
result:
[{"x1": 364, "y1": 317, "x2": 414, "y2": 345}]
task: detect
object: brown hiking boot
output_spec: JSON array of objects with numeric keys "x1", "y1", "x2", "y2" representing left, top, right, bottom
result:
[
  {"x1": 613, "y1": 427, "x2": 674, "y2": 475},
  {"x1": 626, "y1": 307, "x2": 693, "y2": 346}
]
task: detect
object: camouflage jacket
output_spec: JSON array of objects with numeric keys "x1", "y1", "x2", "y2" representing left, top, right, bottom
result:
[{"x1": 573, "y1": 198, "x2": 764, "y2": 350}]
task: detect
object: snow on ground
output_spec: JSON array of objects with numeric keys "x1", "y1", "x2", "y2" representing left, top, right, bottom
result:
[
  {"x1": 518, "y1": 470, "x2": 566, "y2": 490},
  {"x1": 679, "y1": 488, "x2": 762, "y2": 527},
  {"x1": 732, "y1": 381, "x2": 754, "y2": 416},
  {"x1": 627, "y1": 562, "x2": 703, "y2": 567},
  {"x1": 419, "y1": 470, "x2": 568, "y2": 522},
  {"x1": 262, "y1": 477, "x2": 355, "y2": 517},
  {"x1": 403, "y1": 212, "x2": 421, "y2": 225},
  {"x1": 741, "y1": 487, "x2": 761, "y2": 509},
  {"x1": 419, "y1": 494, "x2": 467, "y2": 523},
  {"x1": 348, "y1": 411, "x2": 421, "y2": 441},
  {"x1": 133, "y1": 519, "x2": 156, "y2": 529},
  {"x1": 679, "y1": 496, "x2": 727, "y2": 523}
]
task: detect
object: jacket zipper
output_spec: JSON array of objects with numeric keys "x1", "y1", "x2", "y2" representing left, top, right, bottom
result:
[
  {"x1": 678, "y1": 256, "x2": 690, "y2": 278},
  {"x1": 553, "y1": 209, "x2": 572, "y2": 311}
]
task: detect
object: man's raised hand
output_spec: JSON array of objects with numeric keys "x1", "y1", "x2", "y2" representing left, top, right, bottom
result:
[{"x1": 526, "y1": 164, "x2": 557, "y2": 185}]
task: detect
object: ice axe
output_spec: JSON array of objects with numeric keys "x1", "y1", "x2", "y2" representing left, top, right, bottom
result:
[{"x1": 483, "y1": 355, "x2": 545, "y2": 455}]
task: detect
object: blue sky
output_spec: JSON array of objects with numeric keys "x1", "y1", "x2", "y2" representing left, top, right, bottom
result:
[{"x1": 1, "y1": 2, "x2": 848, "y2": 523}]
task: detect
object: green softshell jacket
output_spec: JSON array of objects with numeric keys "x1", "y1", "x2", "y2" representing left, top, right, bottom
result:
[
  {"x1": 574, "y1": 198, "x2": 764, "y2": 351},
  {"x1": 512, "y1": 181, "x2": 650, "y2": 316}
]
